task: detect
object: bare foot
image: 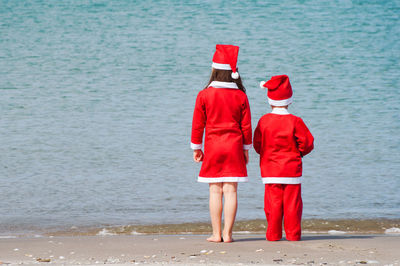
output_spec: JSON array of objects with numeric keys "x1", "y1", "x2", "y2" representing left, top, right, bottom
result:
[
  {"x1": 207, "y1": 235, "x2": 222, "y2": 242},
  {"x1": 222, "y1": 233, "x2": 234, "y2": 243}
]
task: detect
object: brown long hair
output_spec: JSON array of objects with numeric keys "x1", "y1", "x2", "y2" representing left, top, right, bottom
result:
[{"x1": 204, "y1": 68, "x2": 246, "y2": 93}]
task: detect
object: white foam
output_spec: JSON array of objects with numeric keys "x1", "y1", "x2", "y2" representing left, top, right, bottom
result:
[
  {"x1": 385, "y1": 227, "x2": 400, "y2": 234},
  {"x1": 130, "y1": 231, "x2": 144, "y2": 235},
  {"x1": 328, "y1": 230, "x2": 346, "y2": 235},
  {"x1": 0, "y1": 236, "x2": 17, "y2": 239},
  {"x1": 97, "y1": 228, "x2": 116, "y2": 236},
  {"x1": 233, "y1": 231, "x2": 251, "y2": 234}
]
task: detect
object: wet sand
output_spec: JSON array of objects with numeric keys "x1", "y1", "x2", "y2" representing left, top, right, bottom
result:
[
  {"x1": 1, "y1": 234, "x2": 399, "y2": 265},
  {"x1": 39, "y1": 219, "x2": 400, "y2": 236}
]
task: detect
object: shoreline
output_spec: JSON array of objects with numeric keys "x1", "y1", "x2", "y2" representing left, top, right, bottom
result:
[
  {"x1": 1, "y1": 234, "x2": 399, "y2": 265},
  {"x1": 1, "y1": 218, "x2": 399, "y2": 238}
]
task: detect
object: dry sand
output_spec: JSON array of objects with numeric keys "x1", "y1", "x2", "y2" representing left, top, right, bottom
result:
[{"x1": 1, "y1": 234, "x2": 399, "y2": 265}]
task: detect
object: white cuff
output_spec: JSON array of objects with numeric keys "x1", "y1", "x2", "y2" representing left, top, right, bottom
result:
[
  {"x1": 243, "y1": 144, "x2": 252, "y2": 150},
  {"x1": 191, "y1": 142, "x2": 202, "y2": 150}
]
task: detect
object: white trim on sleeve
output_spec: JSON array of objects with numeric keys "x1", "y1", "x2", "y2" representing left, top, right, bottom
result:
[
  {"x1": 243, "y1": 144, "x2": 252, "y2": 150},
  {"x1": 262, "y1": 177, "x2": 302, "y2": 184},
  {"x1": 190, "y1": 142, "x2": 202, "y2": 150},
  {"x1": 212, "y1": 62, "x2": 232, "y2": 70},
  {"x1": 198, "y1": 176, "x2": 248, "y2": 183}
]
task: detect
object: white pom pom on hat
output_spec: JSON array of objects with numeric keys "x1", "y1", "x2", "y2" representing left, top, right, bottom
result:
[
  {"x1": 231, "y1": 72, "x2": 239, "y2": 79},
  {"x1": 259, "y1": 81, "x2": 266, "y2": 89}
]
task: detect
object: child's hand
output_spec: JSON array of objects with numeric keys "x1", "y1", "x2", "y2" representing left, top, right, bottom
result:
[
  {"x1": 244, "y1": 150, "x2": 249, "y2": 164},
  {"x1": 193, "y1": 149, "x2": 204, "y2": 162}
]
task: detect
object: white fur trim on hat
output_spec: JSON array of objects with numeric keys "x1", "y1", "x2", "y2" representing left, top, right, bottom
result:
[
  {"x1": 211, "y1": 62, "x2": 232, "y2": 70},
  {"x1": 259, "y1": 81, "x2": 266, "y2": 89},
  {"x1": 268, "y1": 97, "x2": 293, "y2": 106},
  {"x1": 231, "y1": 72, "x2": 239, "y2": 79}
]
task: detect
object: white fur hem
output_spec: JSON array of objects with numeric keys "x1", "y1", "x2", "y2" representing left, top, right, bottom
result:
[
  {"x1": 190, "y1": 142, "x2": 202, "y2": 150},
  {"x1": 198, "y1": 176, "x2": 248, "y2": 183},
  {"x1": 262, "y1": 177, "x2": 302, "y2": 184}
]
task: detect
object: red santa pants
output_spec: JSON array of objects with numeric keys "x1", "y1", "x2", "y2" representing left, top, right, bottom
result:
[{"x1": 264, "y1": 184, "x2": 303, "y2": 241}]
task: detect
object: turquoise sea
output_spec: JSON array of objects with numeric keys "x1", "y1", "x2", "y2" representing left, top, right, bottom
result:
[{"x1": 1, "y1": 0, "x2": 399, "y2": 235}]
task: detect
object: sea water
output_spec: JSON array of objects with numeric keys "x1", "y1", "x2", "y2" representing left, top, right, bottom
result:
[{"x1": 1, "y1": 0, "x2": 399, "y2": 235}]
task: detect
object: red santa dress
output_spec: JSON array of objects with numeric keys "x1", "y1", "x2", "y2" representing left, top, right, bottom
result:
[
  {"x1": 253, "y1": 108, "x2": 314, "y2": 241},
  {"x1": 191, "y1": 81, "x2": 252, "y2": 183}
]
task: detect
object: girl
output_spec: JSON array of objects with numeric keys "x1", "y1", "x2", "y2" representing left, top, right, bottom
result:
[{"x1": 191, "y1": 44, "x2": 252, "y2": 243}]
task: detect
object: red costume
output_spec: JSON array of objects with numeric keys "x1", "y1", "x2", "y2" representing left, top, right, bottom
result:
[
  {"x1": 191, "y1": 44, "x2": 252, "y2": 183},
  {"x1": 255, "y1": 75, "x2": 314, "y2": 241},
  {"x1": 191, "y1": 81, "x2": 252, "y2": 182}
]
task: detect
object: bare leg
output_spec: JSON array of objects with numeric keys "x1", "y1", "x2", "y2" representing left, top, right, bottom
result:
[
  {"x1": 207, "y1": 183, "x2": 223, "y2": 242},
  {"x1": 222, "y1": 182, "x2": 238, "y2": 243}
]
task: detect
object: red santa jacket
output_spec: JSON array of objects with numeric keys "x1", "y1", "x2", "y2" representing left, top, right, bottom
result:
[
  {"x1": 191, "y1": 81, "x2": 252, "y2": 182},
  {"x1": 253, "y1": 108, "x2": 314, "y2": 184}
]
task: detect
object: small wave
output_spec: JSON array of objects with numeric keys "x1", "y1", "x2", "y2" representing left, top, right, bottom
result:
[
  {"x1": 0, "y1": 87, "x2": 18, "y2": 90},
  {"x1": 385, "y1": 227, "x2": 400, "y2": 234},
  {"x1": 233, "y1": 231, "x2": 252, "y2": 234},
  {"x1": 96, "y1": 228, "x2": 117, "y2": 236},
  {"x1": 0, "y1": 236, "x2": 17, "y2": 239},
  {"x1": 25, "y1": 218, "x2": 400, "y2": 237},
  {"x1": 328, "y1": 230, "x2": 347, "y2": 235}
]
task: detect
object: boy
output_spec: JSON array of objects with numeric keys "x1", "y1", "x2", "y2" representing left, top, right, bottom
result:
[{"x1": 254, "y1": 75, "x2": 314, "y2": 241}]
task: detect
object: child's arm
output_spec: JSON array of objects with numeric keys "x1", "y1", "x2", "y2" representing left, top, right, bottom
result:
[
  {"x1": 241, "y1": 97, "x2": 252, "y2": 151},
  {"x1": 253, "y1": 122, "x2": 262, "y2": 154},
  {"x1": 294, "y1": 118, "x2": 314, "y2": 157},
  {"x1": 191, "y1": 92, "x2": 206, "y2": 156}
]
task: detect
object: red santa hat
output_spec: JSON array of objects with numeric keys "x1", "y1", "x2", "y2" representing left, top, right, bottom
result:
[
  {"x1": 259, "y1": 74, "x2": 293, "y2": 106},
  {"x1": 211, "y1": 44, "x2": 240, "y2": 79}
]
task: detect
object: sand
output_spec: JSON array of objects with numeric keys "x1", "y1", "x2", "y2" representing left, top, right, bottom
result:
[{"x1": 1, "y1": 234, "x2": 399, "y2": 265}]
